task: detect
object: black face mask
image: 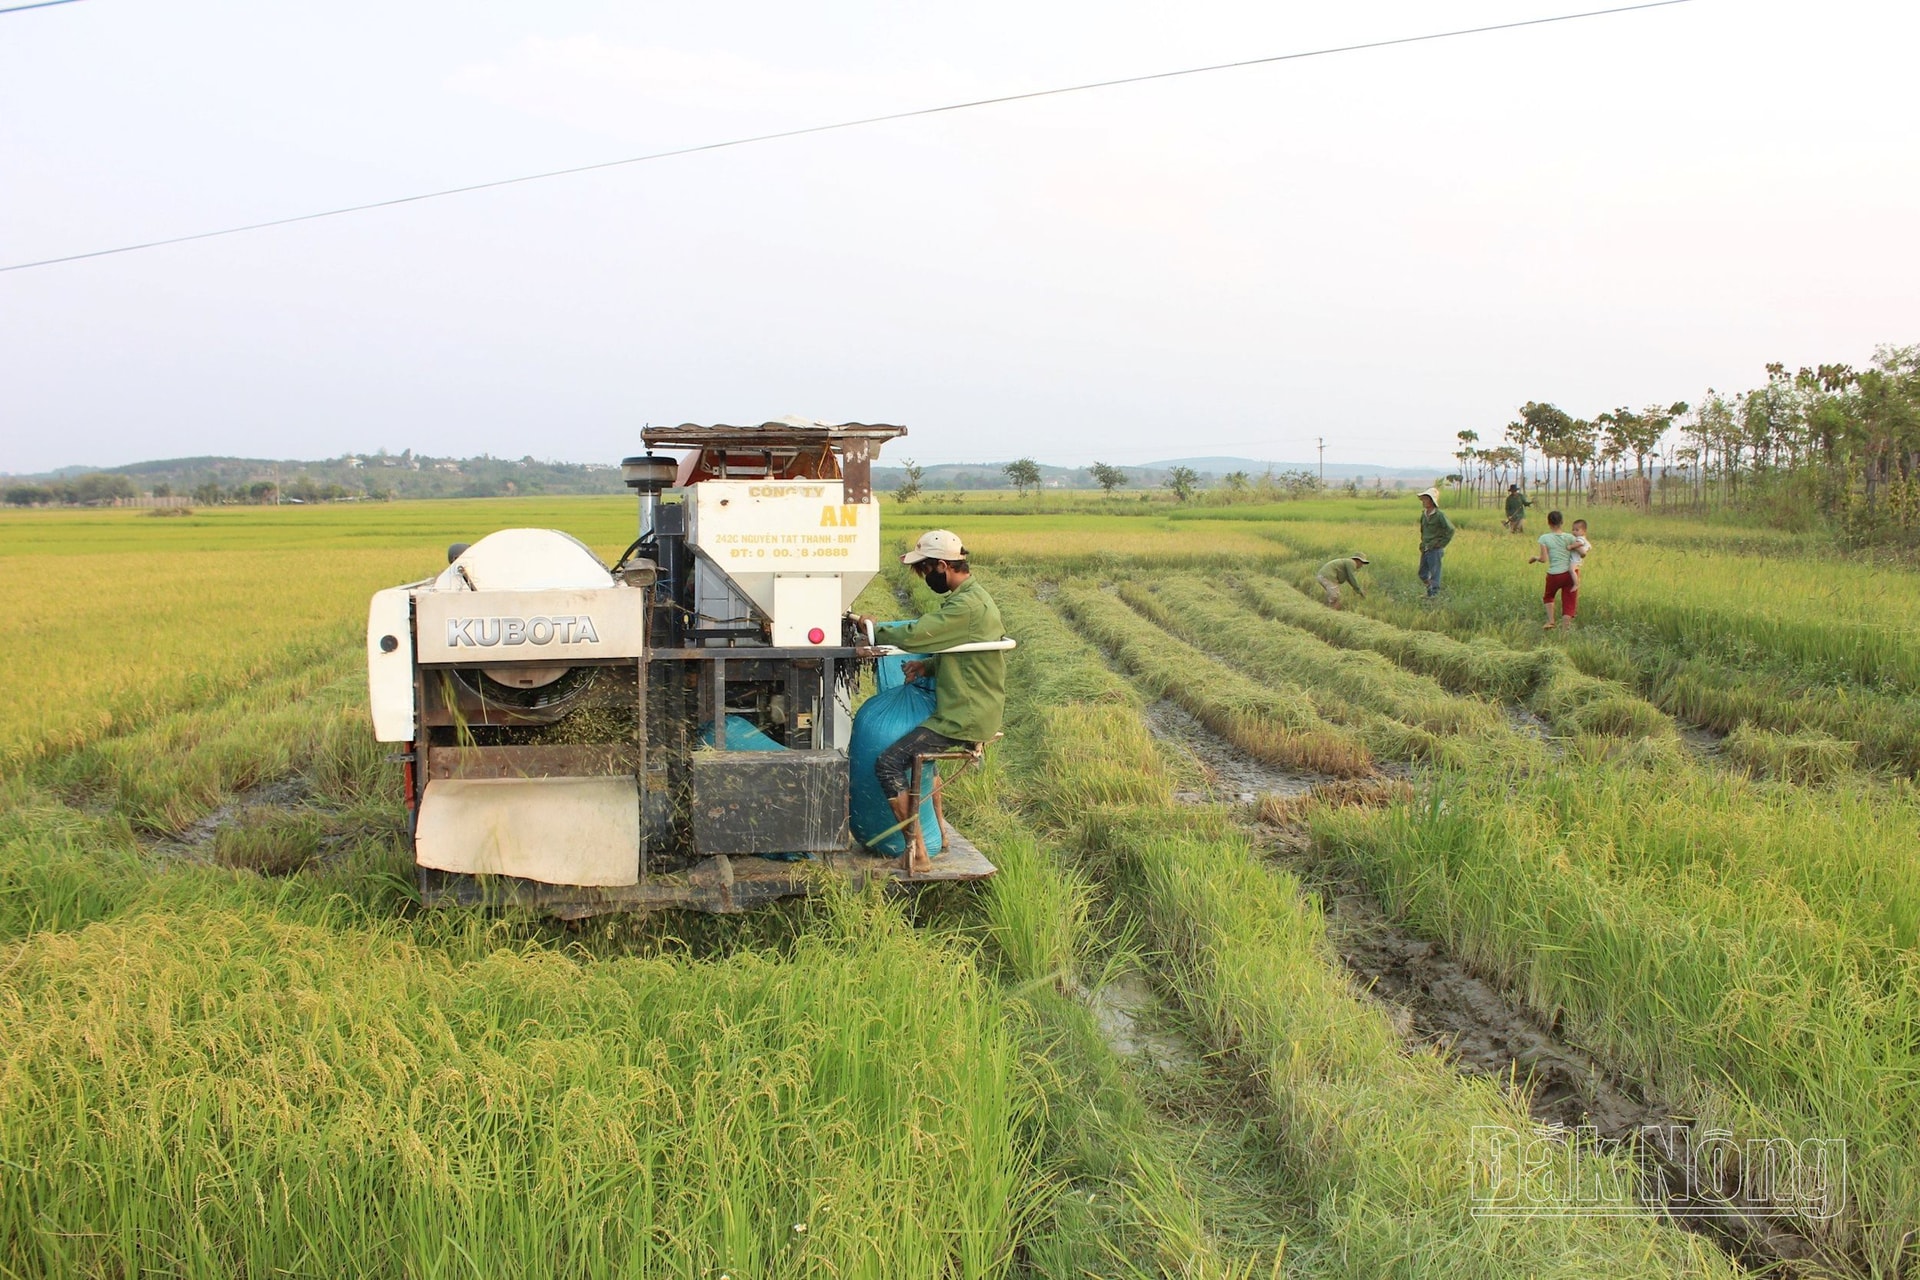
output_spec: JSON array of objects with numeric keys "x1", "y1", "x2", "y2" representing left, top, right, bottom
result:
[{"x1": 922, "y1": 563, "x2": 952, "y2": 594}]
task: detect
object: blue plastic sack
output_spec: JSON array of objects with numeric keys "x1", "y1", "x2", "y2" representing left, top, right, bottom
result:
[
  {"x1": 697, "y1": 714, "x2": 786, "y2": 752},
  {"x1": 848, "y1": 679, "x2": 945, "y2": 858},
  {"x1": 872, "y1": 622, "x2": 924, "y2": 692}
]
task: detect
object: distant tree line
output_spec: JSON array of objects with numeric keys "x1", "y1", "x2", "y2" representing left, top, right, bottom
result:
[
  {"x1": 3, "y1": 474, "x2": 370, "y2": 506},
  {"x1": 5, "y1": 473, "x2": 138, "y2": 506},
  {"x1": 4, "y1": 451, "x2": 630, "y2": 507},
  {"x1": 895, "y1": 456, "x2": 1330, "y2": 507},
  {"x1": 1448, "y1": 343, "x2": 1920, "y2": 545},
  {"x1": 1451, "y1": 401, "x2": 1687, "y2": 508}
]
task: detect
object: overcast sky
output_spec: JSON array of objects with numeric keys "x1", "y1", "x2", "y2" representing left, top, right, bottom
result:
[{"x1": 3, "y1": 0, "x2": 1914, "y2": 475}]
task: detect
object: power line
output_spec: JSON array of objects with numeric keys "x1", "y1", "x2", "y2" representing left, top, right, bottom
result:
[
  {"x1": 0, "y1": 0, "x2": 86, "y2": 14},
  {"x1": 1, "y1": 0, "x2": 1695, "y2": 275}
]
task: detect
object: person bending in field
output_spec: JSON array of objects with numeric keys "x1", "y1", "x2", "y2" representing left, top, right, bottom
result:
[
  {"x1": 1504, "y1": 484, "x2": 1533, "y2": 534},
  {"x1": 853, "y1": 530, "x2": 1007, "y2": 874},
  {"x1": 1315, "y1": 554, "x2": 1371, "y2": 609},
  {"x1": 1569, "y1": 518, "x2": 1592, "y2": 587},
  {"x1": 1529, "y1": 510, "x2": 1581, "y2": 630}
]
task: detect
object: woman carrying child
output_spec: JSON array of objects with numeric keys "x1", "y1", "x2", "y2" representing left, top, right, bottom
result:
[{"x1": 1529, "y1": 510, "x2": 1582, "y2": 631}]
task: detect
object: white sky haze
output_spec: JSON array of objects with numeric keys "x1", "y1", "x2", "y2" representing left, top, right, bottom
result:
[{"x1": 2, "y1": 0, "x2": 1915, "y2": 474}]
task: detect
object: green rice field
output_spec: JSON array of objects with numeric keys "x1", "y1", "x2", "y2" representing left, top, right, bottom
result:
[{"x1": 3, "y1": 493, "x2": 1915, "y2": 1278}]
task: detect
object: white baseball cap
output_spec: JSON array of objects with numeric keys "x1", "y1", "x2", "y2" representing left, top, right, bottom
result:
[
  {"x1": 901, "y1": 529, "x2": 967, "y2": 564},
  {"x1": 1417, "y1": 487, "x2": 1441, "y2": 503}
]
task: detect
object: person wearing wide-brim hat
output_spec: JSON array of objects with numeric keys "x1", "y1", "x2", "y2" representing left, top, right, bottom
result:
[
  {"x1": 1503, "y1": 482, "x2": 1533, "y2": 534},
  {"x1": 1315, "y1": 554, "x2": 1371, "y2": 610},
  {"x1": 1415, "y1": 488, "x2": 1455, "y2": 598},
  {"x1": 852, "y1": 530, "x2": 1006, "y2": 873}
]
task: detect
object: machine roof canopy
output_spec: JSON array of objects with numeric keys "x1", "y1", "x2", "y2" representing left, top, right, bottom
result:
[
  {"x1": 640, "y1": 420, "x2": 905, "y2": 503},
  {"x1": 640, "y1": 420, "x2": 906, "y2": 451}
]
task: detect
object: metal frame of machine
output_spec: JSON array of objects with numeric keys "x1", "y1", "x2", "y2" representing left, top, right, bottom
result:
[{"x1": 366, "y1": 420, "x2": 997, "y2": 917}]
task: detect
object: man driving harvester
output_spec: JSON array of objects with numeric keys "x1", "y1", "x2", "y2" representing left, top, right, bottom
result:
[{"x1": 853, "y1": 530, "x2": 1008, "y2": 874}]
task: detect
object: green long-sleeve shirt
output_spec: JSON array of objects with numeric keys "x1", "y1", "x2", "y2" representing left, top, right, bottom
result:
[
  {"x1": 1504, "y1": 492, "x2": 1533, "y2": 519},
  {"x1": 1316, "y1": 558, "x2": 1365, "y2": 595},
  {"x1": 873, "y1": 577, "x2": 1007, "y2": 744},
  {"x1": 1420, "y1": 507, "x2": 1456, "y2": 553}
]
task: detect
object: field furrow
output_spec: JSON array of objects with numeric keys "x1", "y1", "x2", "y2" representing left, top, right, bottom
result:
[
  {"x1": 1051, "y1": 579, "x2": 1375, "y2": 777},
  {"x1": 1236, "y1": 577, "x2": 1674, "y2": 740},
  {"x1": 1117, "y1": 576, "x2": 1512, "y2": 738}
]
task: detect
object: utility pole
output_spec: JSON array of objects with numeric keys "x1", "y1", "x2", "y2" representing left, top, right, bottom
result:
[{"x1": 1316, "y1": 437, "x2": 1325, "y2": 487}]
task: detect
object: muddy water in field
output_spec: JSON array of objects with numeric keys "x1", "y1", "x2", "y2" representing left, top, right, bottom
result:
[
  {"x1": 146, "y1": 775, "x2": 316, "y2": 863},
  {"x1": 1305, "y1": 867, "x2": 1657, "y2": 1134},
  {"x1": 1678, "y1": 722, "x2": 1728, "y2": 757},
  {"x1": 1144, "y1": 700, "x2": 1321, "y2": 803},
  {"x1": 1072, "y1": 971, "x2": 1202, "y2": 1074},
  {"x1": 1505, "y1": 704, "x2": 1556, "y2": 747}
]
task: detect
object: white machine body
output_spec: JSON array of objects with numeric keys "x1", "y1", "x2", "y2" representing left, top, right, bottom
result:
[
  {"x1": 366, "y1": 528, "x2": 651, "y2": 889},
  {"x1": 685, "y1": 479, "x2": 879, "y2": 645},
  {"x1": 367, "y1": 528, "x2": 647, "y2": 744}
]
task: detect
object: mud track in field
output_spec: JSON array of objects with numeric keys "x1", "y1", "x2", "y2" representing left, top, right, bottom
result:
[
  {"x1": 1145, "y1": 700, "x2": 1321, "y2": 803},
  {"x1": 144, "y1": 775, "x2": 315, "y2": 863},
  {"x1": 1142, "y1": 710, "x2": 1845, "y2": 1279},
  {"x1": 1070, "y1": 970, "x2": 1202, "y2": 1074}
]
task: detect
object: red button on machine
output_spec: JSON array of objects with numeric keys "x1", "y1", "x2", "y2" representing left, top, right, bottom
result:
[{"x1": 807, "y1": 627, "x2": 826, "y2": 644}]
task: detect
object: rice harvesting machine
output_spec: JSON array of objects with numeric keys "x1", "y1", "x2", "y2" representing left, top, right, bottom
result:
[{"x1": 366, "y1": 420, "x2": 998, "y2": 916}]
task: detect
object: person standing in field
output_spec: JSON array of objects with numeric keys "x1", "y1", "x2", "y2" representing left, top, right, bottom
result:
[
  {"x1": 1529, "y1": 510, "x2": 1581, "y2": 630},
  {"x1": 1504, "y1": 484, "x2": 1533, "y2": 533},
  {"x1": 853, "y1": 530, "x2": 1007, "y2": 874},
  {"x1": 1569, "y1": 518, "x2": 1592, "y2": 588},
  {"x1": 1415, "y1": 488, "x2": 1453, "y2": 598},
  {"x1": 1315, "y1": 554, "x2": 1370, "y2": 609}
]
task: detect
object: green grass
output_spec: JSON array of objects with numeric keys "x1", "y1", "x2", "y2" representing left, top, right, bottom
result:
[
  {"x1": 0, "y1": 892, "x2": 1040, "y2": 1279},
  {"x1": 999, "y1": 582, "x2": 1736, "y2": 1278},
  {"x1": 1231, "y1": 574, "x2": 1549, "y2": 699},
  {"x1": 1575, "y1": 633, "x2": 1920, "y2": 774},
  {"x1": 1721, "y1": 722, "x2": 1861, "y2": 785},
  {"x1": 1314, "y1": 757, "x2": 1920, "y2": 1274},
  {"x1": 1232, "y1": 577, "x2": 1671, "y2": 741},
  {"x1": 1052, "y1": 580, "x2": 1375, "y2": 778},
  {"x1": 1116, "y1": 576, "x2": 1508, "y2": 749}
]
